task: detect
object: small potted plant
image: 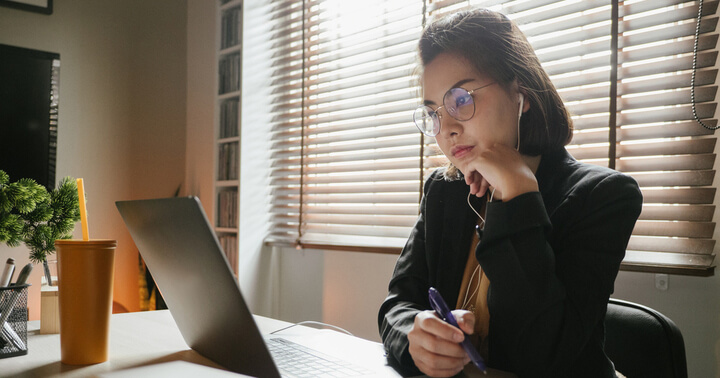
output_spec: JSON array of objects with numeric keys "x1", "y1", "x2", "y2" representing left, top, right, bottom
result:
[{"x1": 0, "y1": 170, "x2": 81, "y2": 285}]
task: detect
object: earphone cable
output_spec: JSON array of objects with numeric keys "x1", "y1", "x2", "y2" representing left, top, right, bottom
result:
[
  {"x1": 461, "y1": 264, "x2": 482, "y2": 310},
  {"x1": 270, "y1": 321, "x2": 353, "y2": 336},
  {"x1": 691, "y1": 0, "x2": 719, "y2": 130}
]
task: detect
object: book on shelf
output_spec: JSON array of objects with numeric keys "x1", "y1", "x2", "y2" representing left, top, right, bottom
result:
[
  {"x1": 221, "y1": 5, "x2": 242, "y2": 50},
  {"x1": 218, "y1": 142, "x2": 239, "y2": 181},
  {"x1": 218, "y1": 234, "x2": 238, "y2": 275},
  {"x1": 218, "y1": 52, "x2": 241, "y2": 94},
  {"x1": 215, "y1": 1, "x2": 242, "y2": 276},
  {"x1": 217, "y1": 190, "x2": 238, "y2": 229},
  {"x1": 220, "y1": 98, "x2": 239, "y2": 139}
]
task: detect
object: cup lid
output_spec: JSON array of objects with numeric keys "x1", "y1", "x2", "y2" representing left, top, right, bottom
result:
[{"x1": 54, "y1": 239, "x2": 117, "y2": 247}]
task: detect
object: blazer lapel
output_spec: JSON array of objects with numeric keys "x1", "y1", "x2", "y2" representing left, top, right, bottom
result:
[{"x1": 434, "y1": 180, "x2": 478, "y2": 308}]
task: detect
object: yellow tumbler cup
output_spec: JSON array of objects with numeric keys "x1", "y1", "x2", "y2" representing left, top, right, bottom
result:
[{"x1": 55, "y1": 239, "x2": 117, "y2": 365}]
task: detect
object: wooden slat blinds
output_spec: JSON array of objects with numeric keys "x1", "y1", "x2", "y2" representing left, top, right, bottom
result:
[
  {"x1": 265, "y1": 0, "x2": 424, "y2": 250},
  {"x1": 617, "y1": 0, "x2": 717, "y2": 275},
  {"x1": 260, "y1": 0, "x2": 718, "y2": 275}
]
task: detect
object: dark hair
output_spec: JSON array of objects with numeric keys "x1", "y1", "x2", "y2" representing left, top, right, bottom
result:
[{"x1": 419, "y1": 9, "x2": 573, "y2": 158}]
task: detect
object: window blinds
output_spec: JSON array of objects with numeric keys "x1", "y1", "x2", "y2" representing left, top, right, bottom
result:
[
  {"x1": 267, "y1": 0, "x2": 425, "y2": 251},
  {"x1": 263, "y1": 0, "x2": 305, "y2": 244},
  {"x1": 614, "y1": 0, "x2": 718, "y2": 275},
  {"x1": 261, "y1": 0, "x2": 718, "y2": 275}
]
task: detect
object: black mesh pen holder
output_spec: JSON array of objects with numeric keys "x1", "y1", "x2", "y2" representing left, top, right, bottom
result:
[{"x1": 0, "y1": 283, "x2": 29, "y2": 359}]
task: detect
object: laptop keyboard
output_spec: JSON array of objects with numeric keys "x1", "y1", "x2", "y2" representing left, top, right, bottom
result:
[{"x1": 266, "y1": 337, "x2": 373, "y2": 378}]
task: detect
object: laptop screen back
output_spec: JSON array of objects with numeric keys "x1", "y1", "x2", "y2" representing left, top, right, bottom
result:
[{"x1": 116, "y1": 197, "x2": 280, "y2": 378}]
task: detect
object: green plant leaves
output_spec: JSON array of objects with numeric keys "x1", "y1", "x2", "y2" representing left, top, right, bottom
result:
[{"x1": 0, "y1": 170, "x2": 80, "y2": 263}]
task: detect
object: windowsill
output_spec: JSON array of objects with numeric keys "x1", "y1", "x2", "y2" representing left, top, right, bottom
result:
[
  {"x1": 619, "y1": 263, "x2": 715, "y2": 277},
  {"x1": 265, "y1": 240, "x2": 401, "y2": 255},
  {"x1": 265, "y1": 240, "x2": 715, "y2": 276}
]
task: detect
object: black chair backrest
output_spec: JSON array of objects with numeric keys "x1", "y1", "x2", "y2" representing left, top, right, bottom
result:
[{"x1": 604, "y1": 298, "x2": 687, "y2": 378}]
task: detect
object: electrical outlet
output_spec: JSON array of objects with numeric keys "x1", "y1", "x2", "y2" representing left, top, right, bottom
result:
[{"x1": 655, "y1": 274, "x2": 669, "y2": 291}]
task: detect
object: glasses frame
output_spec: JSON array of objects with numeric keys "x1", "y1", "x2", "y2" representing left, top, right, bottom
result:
[{"x1": 413, "y1": 82, "x2": 497, "y2": 137}]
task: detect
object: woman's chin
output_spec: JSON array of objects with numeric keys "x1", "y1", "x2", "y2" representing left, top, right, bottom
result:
[{"x1": 456, "y1": 165, "x2": 471, "y2": 179}]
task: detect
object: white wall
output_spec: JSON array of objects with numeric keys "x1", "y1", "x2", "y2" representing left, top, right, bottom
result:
[
  {"x1": 238, "y1": 0, "x2": 282, "y2": 315},
  {"x1": 274, "y1": 248, "x2": 398, "y2": 342},
  {"x1": 0, "y1": 0, "x2": 187, "y2": 318},
  {"x1": 185, "y1": 0, "x2": 216, "y2": 220}
]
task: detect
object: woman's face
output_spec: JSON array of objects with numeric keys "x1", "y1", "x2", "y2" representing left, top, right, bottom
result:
[{"x1": 422, "y1": 52, "x2": 523, "y2": 176}]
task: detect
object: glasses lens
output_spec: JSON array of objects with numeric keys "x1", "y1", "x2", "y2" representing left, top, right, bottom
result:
[
  {"x1": 443, "y1": 88, "x2": 475, "y2": 121},
  {"x1": 413, "y1": 106, "x2": 440, "y2": 136}
]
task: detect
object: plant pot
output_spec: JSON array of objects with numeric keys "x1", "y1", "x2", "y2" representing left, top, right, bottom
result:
[{"x1": 40, "y1": 283, "x2": 59, "y2": 334}]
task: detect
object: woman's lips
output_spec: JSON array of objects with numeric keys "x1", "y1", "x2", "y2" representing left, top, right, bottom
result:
[{"x1": 451, "y1": 145, "x2": 474, "y2": 159}]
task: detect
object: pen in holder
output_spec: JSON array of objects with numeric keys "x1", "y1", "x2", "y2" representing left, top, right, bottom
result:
[{"x1": 0, "y1": 284, "x2": 30, "y2": 359}]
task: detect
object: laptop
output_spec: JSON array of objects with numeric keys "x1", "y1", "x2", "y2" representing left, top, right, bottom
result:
[{"x1": 116, "y1": 197, "x2": 400, "y2": 378}]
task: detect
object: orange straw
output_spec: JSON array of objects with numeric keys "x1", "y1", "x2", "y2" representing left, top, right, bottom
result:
[{"x1": 76, "y1": 178, "x2": 89, "y2": 241}]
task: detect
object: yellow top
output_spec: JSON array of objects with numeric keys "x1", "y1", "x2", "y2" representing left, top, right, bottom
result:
[{"x1": 455, "y1": 220, "x2": 490, "y2": 359}]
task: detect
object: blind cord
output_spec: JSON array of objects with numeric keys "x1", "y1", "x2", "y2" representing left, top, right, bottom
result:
[
  {"x1": 269, "y1": 320, "x2": 354, "y2": 336},
  {"x1": 691, "y1": 0, "x2": 718, "y2": 130},
  {"x1": 297, "y1": 0, "x2": 307, "y2": 245}
]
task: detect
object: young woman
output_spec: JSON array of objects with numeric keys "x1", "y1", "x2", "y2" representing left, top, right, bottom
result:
[{"x1": 378, "y1": 9, "x2": 642, "y2": 378}]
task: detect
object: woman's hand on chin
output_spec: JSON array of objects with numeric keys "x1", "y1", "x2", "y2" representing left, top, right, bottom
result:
[{"x1": 463, "y1": 143, "x2": 539, "y2": 201}]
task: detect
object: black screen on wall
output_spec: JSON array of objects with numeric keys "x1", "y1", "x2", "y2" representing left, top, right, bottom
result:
[{"x1": 0, "y1": 43, "x2": 59, "y2": 190}]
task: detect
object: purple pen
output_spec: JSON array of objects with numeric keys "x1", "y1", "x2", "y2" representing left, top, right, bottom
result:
[{"x1": 428, "y1": 287, "x2": 487, "y2": 374}]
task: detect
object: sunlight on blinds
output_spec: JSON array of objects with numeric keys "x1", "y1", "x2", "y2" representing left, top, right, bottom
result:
[
  {"x1": 261, "y1": 0, "x2": 718, "y2": 274},
  {"x1": 615, "y1": 0, "x2": 718, "y2": 274},
  {"x1": 266, "y1": 0, "x2": 425, "y2": 249}
]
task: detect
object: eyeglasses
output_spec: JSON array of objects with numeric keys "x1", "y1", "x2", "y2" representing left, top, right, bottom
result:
[{"x1": 413, "y1": 82, "x2": 497, "y2": 137}]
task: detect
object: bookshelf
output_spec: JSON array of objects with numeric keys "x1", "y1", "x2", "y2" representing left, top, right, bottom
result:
[{"x1": 215, "y1": 0, "x2": 242, "y2": 276}]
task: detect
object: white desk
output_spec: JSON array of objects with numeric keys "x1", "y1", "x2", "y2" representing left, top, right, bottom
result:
[
  {"x1": 0, "y1": 310, "x2": 515, "y2": 378},
  {"x1": 1, "y1": 311, "x2": 228, "y2": 377}
]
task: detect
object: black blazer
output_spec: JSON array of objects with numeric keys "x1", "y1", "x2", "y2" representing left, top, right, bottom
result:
[{"x1": 378, "y1": 148, "x2": 643, "y2": 377}]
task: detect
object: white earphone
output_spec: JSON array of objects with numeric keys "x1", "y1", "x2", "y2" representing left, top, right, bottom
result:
[
  {"x1": 516, "y1": 93, "x2": 524, "y2": 150},
  {"x1": 518, "y1": 93, "x2": 524, "y2": 119}
]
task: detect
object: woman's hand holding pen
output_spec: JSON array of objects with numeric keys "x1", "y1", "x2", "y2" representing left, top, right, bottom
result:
[
  {"x1": 464, "y1": 143, "x2": 539, "y2": 201},
  {"x1": 408, "y1": 310, "x2": 475, "y2": 377}
]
